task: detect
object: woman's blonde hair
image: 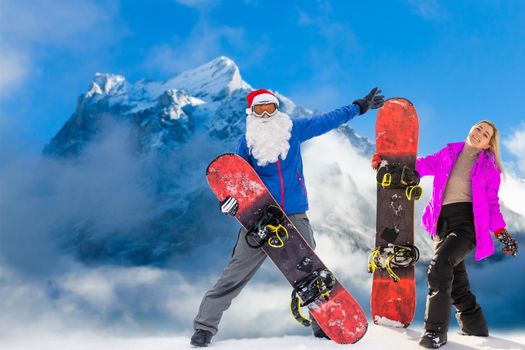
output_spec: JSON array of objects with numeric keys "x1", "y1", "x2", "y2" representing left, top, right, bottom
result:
[{"x1": 474, "y1": 120, "x2": 504, "y2": 174}]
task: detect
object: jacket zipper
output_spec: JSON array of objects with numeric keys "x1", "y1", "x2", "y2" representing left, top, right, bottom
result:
[
  {"x1": 296, "y1": 171, "x2": 307, "y2": 196},
  {"x1": 277, "y1": 160, "x2": 285, "y2": 211}
]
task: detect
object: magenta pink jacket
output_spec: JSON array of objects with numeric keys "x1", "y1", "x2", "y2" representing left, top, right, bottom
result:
[{"x1": 416, "y1": 142, "x2": 506, "y2": 261}]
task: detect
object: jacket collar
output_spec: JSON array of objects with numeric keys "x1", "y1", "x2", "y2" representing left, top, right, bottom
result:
[{"x1": 446, "y1": 141, "x2": 496, "y2": 169}]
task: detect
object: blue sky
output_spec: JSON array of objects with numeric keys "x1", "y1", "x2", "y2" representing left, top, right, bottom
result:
[{"x1": 1, "y1": 0, "x2": 525, "y2": 159}]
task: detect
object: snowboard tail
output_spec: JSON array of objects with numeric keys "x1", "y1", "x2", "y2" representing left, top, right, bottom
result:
[{"x1": 371, "y1": 273, "x2": 416, "y2": 327}]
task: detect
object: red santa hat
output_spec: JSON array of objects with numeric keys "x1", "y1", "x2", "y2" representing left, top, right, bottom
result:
[{"x1": 246, "y1": 89, "x2": 279, "y2": 114}]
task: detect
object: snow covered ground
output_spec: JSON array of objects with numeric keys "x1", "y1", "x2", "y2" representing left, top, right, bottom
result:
[{"x1": 1, "y1": 325, "x2": 523, "y2": 350}]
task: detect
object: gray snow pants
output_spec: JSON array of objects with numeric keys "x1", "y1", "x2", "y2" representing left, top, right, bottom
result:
[
  {"x1": 193, "y1": 212, "x2": 320, "y2": 336},
  {"x1": 424, "y1": 202, "x2": 488, "y2": 335}
]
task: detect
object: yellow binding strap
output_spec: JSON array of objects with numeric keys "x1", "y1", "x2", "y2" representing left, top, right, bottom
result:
[
  {"x1": 406, "y1": 185, "x2": 423, "y2": 201},
  {"x1": 386, "y1": 255, "x2": 400, "y2": 282},
  {"x1": 368, "y1": 248, "x2": 380, "y2": 273},
  {"x1": 290, "y1": 293, "x2": 312, "y2": 326},
  {"x1": 265, "y1": 224, "x2": 289, "y2": 248},
  {"x1": 368, "y1": 247, "x2": 400, "y2": 282},
  {"x1": 381, "y1": 173, "x2": 392, "y2": 188}
]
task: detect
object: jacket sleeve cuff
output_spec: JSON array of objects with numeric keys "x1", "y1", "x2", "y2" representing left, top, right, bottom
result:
[{"x1": 352, "y1": 101, "x2": 365, "y2": 115}]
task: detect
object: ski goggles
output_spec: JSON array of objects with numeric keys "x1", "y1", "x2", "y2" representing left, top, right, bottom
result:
[{"x1": 252, "y1": 103, "x2": 278, "y2": 118}]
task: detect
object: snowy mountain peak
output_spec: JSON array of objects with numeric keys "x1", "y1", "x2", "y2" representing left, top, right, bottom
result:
[
  {"x1": 87, "y1": 73, "x2": 127, "y2": 97},
  {"x1": 164, "y1": 56, "x2": 252, "y2": 102},
  {"x1": 158, "y1": 89, "x2": 204, "y2": 120},
  {"x1": 83, "y1": 57, "x2": 250, "y2": 108}
]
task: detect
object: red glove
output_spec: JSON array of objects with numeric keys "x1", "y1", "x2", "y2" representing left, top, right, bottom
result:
[
  {"x1": 371, "y1": 153, "x2": 382, "y2": 170},
  {"x1": 494, "y1": 228, "x2": 518, "y2": 256}
]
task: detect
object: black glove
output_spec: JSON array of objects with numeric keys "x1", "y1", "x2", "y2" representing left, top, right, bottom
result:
[
  {"x1": 495, "y1": 229, "x2": 518, "y2": 256},
  {"x1": 220, "y1": 196, "x2": 239, "y2": 216},
  {"x1": 353, "y1": 87, "x2": 385, "y2": 115}
]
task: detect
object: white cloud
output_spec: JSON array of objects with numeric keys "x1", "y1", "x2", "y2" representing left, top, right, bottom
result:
[
  {"x1": 0, "y1": 121, "x2": 159, "y2": 278},
  {"x1": 500, "y1": 122, "x2": 525, "y2": 231},
  {"x1": 1, "y1": 259, "x2": 525, "y2": 346},
  {"x1": 503, "y1": 122, "x2": 525, "y2": 174},
  {"x1": 304, "y1": 132, "x2": 376, "y2": 235},
  {"x1": 0, "y1": 0, "x2": 122, "y2": 48},
  {"x1": 0, "y1": 0, "x2": 125, "y2": 97},
  {"x1": 500, "y1": 175, "x2": 525, "y2": 220},
  {"x1": 143, "y1": 19, "x2": 248, "y2": 76},
  {"x1": 0, "y1": 47, "x2": 29, "y2": 97}
]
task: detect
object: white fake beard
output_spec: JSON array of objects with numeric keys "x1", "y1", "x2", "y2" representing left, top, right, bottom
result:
[{"x1": 246, "y1": 111, "x2": 293, "y2": 167}]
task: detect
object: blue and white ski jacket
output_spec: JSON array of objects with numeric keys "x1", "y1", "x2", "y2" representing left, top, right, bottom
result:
[{"x1": 237, "y1": 104, "x2": 360, "y2": 214}]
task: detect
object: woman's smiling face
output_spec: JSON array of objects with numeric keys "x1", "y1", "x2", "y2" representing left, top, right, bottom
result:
[{"x1": 467, "y1": 122, "x2": 494, "y2": 150}]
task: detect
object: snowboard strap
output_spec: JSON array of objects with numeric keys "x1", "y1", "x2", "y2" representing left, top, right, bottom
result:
[
  {"x1": 377, "y1": 163, "x2": 422, "y2": 200},
  {"x1": 368, "y1": 249, "x2": 399, "y2": 282},
  {"x1": 368, "y1": 244, "x2": 420, "y2": 283},
  {"x1": 245, "y1": 223, "x2": 289, "y2": 249},
  {"x1": 381, "y1": 172, "x2": 392, "y2": 188},
  {"x1": 289, "y1": 269, "x2": 335, "y2": 326},
  {"x1": 245, "y1": 205, "x2": 289, "y2": 249},
  {"x1": 290, "y1": 290, "x2": 312, "y2": 327},
  {"x1": 266, "y1": 224, "x2": 289, "y2": 248},
  {"x1": 405, "y1": 185, "x2": 423, "y2": 200}
]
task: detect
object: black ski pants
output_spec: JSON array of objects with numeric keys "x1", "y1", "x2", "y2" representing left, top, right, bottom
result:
[{"x1": 424, "y1": 202, "x2": 488, "y2": 335}]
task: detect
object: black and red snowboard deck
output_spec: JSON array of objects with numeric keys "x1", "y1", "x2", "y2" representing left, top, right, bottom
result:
[
  {"x1": 372, "y1": 98, "x2": 419, "y2": 327},
  {"x1": 206, "y1": 153, "x2": 367, "y2": 344}
]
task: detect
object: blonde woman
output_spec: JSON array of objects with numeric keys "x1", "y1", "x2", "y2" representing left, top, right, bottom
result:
[{"x1": 414, "y1": 121, "x2": 518, "y2": 348}]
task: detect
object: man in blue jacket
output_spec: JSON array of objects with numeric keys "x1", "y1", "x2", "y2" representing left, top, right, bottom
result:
[{"x1": 191, "y1": 88, "x2": 384, "y2": 347}]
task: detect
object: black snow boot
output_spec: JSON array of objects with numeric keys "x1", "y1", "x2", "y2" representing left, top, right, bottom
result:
[
  {"x1": 419, "y1": 330, "x2": 447, "y2": 348},
  {"x1": 313, "y1": 327, "x2": 330, "y2": 339},
  {"x1": 455, "y1": 307, "x2": 489, "y2": 337},
  {"x1": 310, "y1": 316, "x2": 330, "y2": 340},
  {"x1": 190, "y1": 329, "x2": 213, "y2": 347},
  {"x1": 459, "y1": 329, "x2": 489, "y2": 337}
]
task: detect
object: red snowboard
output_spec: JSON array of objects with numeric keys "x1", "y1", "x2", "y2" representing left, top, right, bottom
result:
[
  {"x1": 207, "y1": 153, "x2": 367, "y2": 344},
  {"x1": 371, "y1": 98, "x2": 419, "y2": 327}
]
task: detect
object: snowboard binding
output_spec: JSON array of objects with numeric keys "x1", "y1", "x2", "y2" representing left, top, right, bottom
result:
[
  {"x1": 245, "y1": 205, "x2": 289, "y2": 249},
  {"x1": 290, "y1": 269, "x2": 336, "y2": 326},
  {"x1": 368, "y1": 244, "x2": 420, "y2": 283},
  {"x1": 376, "y1": 162, "x2": 423, "y2": 200}
]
